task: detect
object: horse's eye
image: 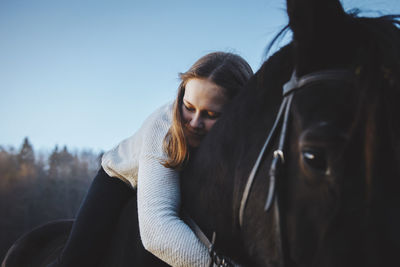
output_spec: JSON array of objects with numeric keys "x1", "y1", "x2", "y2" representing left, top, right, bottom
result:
[{"x1": 301, "y1": 148, "x2": 328, "y2": 173}]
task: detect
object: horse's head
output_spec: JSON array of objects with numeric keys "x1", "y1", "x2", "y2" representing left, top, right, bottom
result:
[
  {"x1": 181, "y1": 1, "x2": 400, "y2": 266},
  {"x1": 277, "y1": 0, "x2": 400, "y2": 266}
]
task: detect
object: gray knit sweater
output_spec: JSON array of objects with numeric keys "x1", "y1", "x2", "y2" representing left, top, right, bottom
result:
[{"x1": 101, "y1": 102, "x2": 210, "y2": 267}]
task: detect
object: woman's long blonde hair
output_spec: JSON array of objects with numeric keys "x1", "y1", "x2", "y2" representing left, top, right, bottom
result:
[{"x1": 162, "y1": 52, "x2": 253, "y2": 170}]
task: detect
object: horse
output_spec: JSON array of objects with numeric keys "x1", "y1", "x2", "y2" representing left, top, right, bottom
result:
[
  {"x1": 2, "y1": 0, "x2": 400, "y2": 266},
  {"x1": 181, "y1": 0, "x2": 400, "y2": 266}
]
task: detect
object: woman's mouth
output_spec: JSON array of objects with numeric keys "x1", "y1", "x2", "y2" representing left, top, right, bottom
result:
[
  {"x1": 184, "y1": 126, "x2": 206, "y2": 146},
  {"x1": 186, "y1": 129, "x2": 204, "y2": 139}
]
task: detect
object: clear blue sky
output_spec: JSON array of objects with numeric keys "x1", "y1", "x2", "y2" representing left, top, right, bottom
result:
[{"x1": 1, "y1": 0, "x2": 399, "y2": 153}]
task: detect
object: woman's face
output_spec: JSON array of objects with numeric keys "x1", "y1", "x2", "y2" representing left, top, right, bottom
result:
[{"x1": 182, "y1": 78, "x2": 228, "y2": 148}]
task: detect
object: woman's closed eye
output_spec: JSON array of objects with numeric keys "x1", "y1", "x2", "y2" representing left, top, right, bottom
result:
[
  {"x1": 183, "y1": 103, "x2": 195, "y2": 112},
  {"x1": 183, "y1": 102, "x2": 221, "y2": 119},
  {"x1": 204, "y1": 111, "x2": 221, "y2": 120}
]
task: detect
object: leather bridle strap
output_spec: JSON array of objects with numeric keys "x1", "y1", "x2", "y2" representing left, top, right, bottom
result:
[
  {"x1": 185, "y1": 216, "x2": 239, "y2": 267},
  {"x1": 238, "y1": 69, "x2": 354, "y2": 228},
  {"x1": 238, "y1": 95, "x2": 289, "y2": 227},
  {"x1": 185, "y1": 216, "x2": 215, "y2": 257}
]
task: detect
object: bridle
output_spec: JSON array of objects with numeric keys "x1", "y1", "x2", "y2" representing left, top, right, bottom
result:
[
  {"x1": 237, "y1": 68, "x2": 354, "y2": 265},
  {"x1": 239, "y1": 69, "x2": 355, "y2": 227},
  {"x1": 229, "y1": 69, "x2": 359, "y2": 265}
]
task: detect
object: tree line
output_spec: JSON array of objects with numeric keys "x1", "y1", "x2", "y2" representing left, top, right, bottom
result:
[{"x1": 0, "y1": 137, "x2": 102, "y2": 262}]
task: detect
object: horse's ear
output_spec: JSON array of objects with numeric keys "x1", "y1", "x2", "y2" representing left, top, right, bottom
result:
[
  {"x1": 286, "y1": 0, "x2": 350, "y2": 73},
  {"x1": 287, "y1": 0, "x2": 346, "y2": 42}
]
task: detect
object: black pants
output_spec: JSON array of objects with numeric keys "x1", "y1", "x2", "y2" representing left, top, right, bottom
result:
[{"x1": 51, "y1": 168, "x2": 169, "y2": 267}]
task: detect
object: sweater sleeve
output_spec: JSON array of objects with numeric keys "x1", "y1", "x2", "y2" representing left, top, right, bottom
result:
[
  {"x1": 137, "y1": 106, "x2": 211, "y2": 267},
  {"x1": 101, "y1": 130, "x2": 142, "y2": 188}
]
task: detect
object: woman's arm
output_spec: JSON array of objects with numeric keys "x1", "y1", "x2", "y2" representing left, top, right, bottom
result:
[
  {"x1": 138, "y1": 154, "x2": 210, "y2": 266},
  {"x1": 137, "y1": 106, "x2": 211, "y2": 267}
]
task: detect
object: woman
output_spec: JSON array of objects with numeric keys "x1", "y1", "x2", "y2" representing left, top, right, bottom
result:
[{"x1": 51, "y1": 52, "x2": 253, "y2": 267}]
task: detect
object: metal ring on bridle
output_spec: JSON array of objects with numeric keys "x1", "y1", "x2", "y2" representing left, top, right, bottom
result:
[{"x1": 273, "y1": 150, "x2": 285, "y2": 164}]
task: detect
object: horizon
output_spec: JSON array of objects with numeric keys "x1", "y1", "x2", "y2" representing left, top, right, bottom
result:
[{"x1": 0, "y1": 136, "x2": 104, "y2": 159}]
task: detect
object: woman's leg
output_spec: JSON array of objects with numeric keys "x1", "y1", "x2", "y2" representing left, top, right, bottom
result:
[{"x1": 50, "y1": 167, "x2": 134, "y2": 267}]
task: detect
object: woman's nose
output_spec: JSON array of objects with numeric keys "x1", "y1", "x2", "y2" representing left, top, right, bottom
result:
[{"x1": 190, "y1": 113, "x2": 204, "y2": 129}]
